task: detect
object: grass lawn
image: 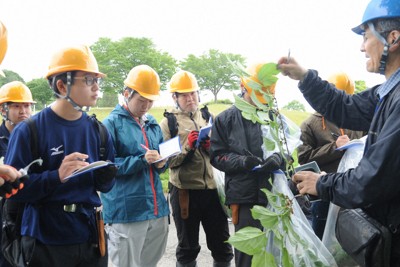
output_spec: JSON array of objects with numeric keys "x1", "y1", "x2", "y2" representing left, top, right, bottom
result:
[{"x1": 88, "y1": 104, "x2": 310, "y2": 192}]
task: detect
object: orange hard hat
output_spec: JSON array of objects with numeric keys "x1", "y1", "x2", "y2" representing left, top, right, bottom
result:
[
  {"x1": 241, "y1": 63, "x2": 276, "y2": 104},
  {"x1": 45, "y1": 45, "x2": 105, "y2": 79},
  {"x1": 124, "y1": 65, "x2": 160, "y2": 101},
  {"x1": 327, "y1": 72, "x2": 355, "y2": 95},
  {"x1": 0, "y1": 20, "x2": 8, "y2": 76},
  {"x1": 168, "y1": 70, "x2": 199, "y2": 93},
  {"x1": 0, "y1": 81, "x2": 36, "y2": 105}
]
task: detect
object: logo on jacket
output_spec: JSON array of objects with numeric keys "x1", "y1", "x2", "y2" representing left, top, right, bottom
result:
[{"x1": 50, "y1": 145, "x2": 64, "y2": 156}]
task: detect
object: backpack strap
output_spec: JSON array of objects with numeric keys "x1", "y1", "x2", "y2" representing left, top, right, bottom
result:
[
  {"x1": 89, "y1": 114, "x2": 107, "y2": 161},
  {"x1": 163, "y1": 110, "x2": 179, "y2": 138},
  {"x1": 25, "y1": 118, "x2": 39, "y2": 161},
  {"x1": 200, "y1": 105, "x2": 212, "y2": 123}
]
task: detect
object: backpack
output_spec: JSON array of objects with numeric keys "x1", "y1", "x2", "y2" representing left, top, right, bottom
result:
[{"x1": 1, "y1": 114, "x2": 108, "y2": 267}]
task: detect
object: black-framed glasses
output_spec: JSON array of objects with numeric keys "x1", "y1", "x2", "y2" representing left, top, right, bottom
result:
[{"x1": 74, "y1": 76, "x2": 102, "y2": 86}]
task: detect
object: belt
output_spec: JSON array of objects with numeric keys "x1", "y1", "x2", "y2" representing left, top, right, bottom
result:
[{"x1": 63, "y1": 203, "x2": 95, "y2": 213}]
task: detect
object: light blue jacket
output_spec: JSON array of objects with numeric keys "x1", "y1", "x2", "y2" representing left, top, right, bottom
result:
[{"x1": 101, "y1": 104, "x2": 169, "y2": 223}]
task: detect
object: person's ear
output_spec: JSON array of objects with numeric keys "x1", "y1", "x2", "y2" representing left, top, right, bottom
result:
[
  {"x1": 389, "y1": 31, "x2": 400, "y2": 51},
  {"x1": 56, "y1": 79, "x2": 67, "y2": 95}
]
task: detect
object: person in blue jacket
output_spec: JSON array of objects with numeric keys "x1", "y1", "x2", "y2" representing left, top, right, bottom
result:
[
  {"x1": 5, "y1": 45, "x2": 117, "y2": 267},
  {"x1": 279, "y1": 0, "x2": 400, "y2": 265},
  {"x1": 101, "y1": 65, "x2": 169, "y2": 267}
]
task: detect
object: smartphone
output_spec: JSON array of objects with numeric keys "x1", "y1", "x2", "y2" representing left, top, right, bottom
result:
[
  {"x1": 294, "y1": 161, "x2": 321, "y2": 173},
  {"x1": 294, "y1": 161, "x2": 321, "y2": 202}
]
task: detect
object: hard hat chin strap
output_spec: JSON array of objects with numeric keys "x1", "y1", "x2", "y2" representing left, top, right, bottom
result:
[
  {"x1": 53, "y1": 72, "x2": 90, "y2": 112},
  {"x1": 1, "y1": 104, "x2": 15, "y2": 126},
  {"x1": 368, "y1": 22, "x2": 390, "y2": 75}
]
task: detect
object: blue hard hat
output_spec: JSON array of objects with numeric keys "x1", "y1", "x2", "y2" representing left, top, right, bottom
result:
[{"x1": 352, "y1": 0, "x2": 400, "y2": 35}]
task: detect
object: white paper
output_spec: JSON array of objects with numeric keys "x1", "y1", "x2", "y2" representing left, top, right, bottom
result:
[
  {"x1": 335, "y1": 139, "x2": 365, "y2": 151},
  {"x1": 64, "y1": 161, "x2": 117, "y2": 180},
  {"x1": 154, "y1": 136, "x2": 182, "y2": 163}
]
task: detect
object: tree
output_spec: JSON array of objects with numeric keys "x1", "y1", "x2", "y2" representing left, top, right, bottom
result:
[
  {"x1": 355, "y1": 80, "x2": 367, "y2": 94},
  {"x1": 283, "y1": 100, "x2": 305, "y2": 112},
  {"x1": 0, "y1": 70, "x2": 25, "y2": 87},
  {"x1": 27, "y1": 78, "x2": 54, "y2": 109},
  {"x1": 180, "y1": 49, "x2": 246, "y2": 102},
  {"x1": 91, "y1": 37, "x2": 178, "y2": 94}
]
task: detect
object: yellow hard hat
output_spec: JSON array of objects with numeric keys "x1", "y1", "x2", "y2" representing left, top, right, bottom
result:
[
  {"x1": 45, "y1": 45, "x2": 105, "y2": 79},
  {"x1": 0, "y1": 81, "x2": 36, "y2": 105},
  {"x1": 327, "y1": 72, "x2": 355, "y2": 95},
  {"x1": 0, "y1": 20, "x2": 8, "y2": 76},
  {"x1": 168, "y1": 70, "x2": 199, "y2": 93},
  {"x1": 241, "y1": 63, "x2": 276, "y2": 104},
  {"x1": 124, "y1": 65, "x2": 160, "y2": 101}
]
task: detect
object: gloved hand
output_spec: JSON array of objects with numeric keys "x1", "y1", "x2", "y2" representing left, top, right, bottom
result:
[
  {"x1": 94, "y1": 164, "x2": 118, "y2": 184},
  {"x1": 241, "y1": 155, "x2": 263, "y2": 171},
  {"x1": 200, "y1": 136, "x2": 210, "y2": 151},
  {"x1": 187, "y1": 131, "x2": 199, "y2": 150},
  {"x1": 259, "y1": 153, "x2": 283, "y2": 173},
  {"x1": 0, "y1": 182, "x2": 14, "y2": 198}
]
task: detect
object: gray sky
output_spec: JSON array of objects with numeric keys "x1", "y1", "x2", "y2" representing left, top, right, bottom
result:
[{"x1": 0, "y1": 0, "x2": 386, "y2": 110}]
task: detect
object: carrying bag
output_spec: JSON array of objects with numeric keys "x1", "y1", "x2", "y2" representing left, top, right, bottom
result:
[{"x1": 335, "y1": 208, "x2": 391, "y2": 267}]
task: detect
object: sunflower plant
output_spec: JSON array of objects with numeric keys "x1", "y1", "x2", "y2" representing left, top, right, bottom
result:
[{"x1": 226, "y1": 61, "x2": 333, "y2": 267}]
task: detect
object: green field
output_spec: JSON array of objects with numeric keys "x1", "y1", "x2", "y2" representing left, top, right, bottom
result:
[
  {"x1": 89, "y1": 104, "x2": 310, "y2": 192},
  {"x1": 89, "y1": 104, "x2": 310, "y2": 125}
]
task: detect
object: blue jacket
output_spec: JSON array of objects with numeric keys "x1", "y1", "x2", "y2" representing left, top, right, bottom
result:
[
  {"x1": 300, "y1": 69, "x2": 400, "y2": 232},
  {"x1": 101, "y1": 104, "x2": 169, "y2": 223},
  {"x1": 5, "y1": 107, "x2": 115, "y2": 245}
]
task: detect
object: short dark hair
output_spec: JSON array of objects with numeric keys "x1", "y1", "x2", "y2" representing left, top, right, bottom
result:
[{"x1": 47, "y1": 71, "x2": 77, "y2": 97}]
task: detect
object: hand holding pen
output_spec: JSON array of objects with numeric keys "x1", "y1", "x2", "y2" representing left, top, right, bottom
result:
[
  {"x1": 140, "y1": 144, "x2": 166, "y2": 168},
  {"x1": 331, "y1": 133, "x2": 350, "y2": 148},
  {"x1": 58, "y1": 152, "x2": 89, "y2": 182}
]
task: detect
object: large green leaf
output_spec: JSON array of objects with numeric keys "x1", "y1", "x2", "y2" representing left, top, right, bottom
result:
[
  {"x1": 257, "y1": 63, "x2": 280, "y2": 87},
  {"x1": 251, "y1": 205, "x2": 280, "y2": 229},
  {"x1": 251, "y1": 251, "x2": 277, "y2": 267},
  {"x1": 227, "y1": 227, "x2": 267, "y2": 255}
]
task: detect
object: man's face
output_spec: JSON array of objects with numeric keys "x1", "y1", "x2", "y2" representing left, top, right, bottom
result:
[
  {"x1": 174, "y1": 91, "x2": 199, "y2": 112},
  {"x1": 126, "y1": 91, "x2": 153, "y2": 118},
  {"x1": 3, "y1": 102, "x2": 32, "y2": 124},
  {"x1": 69, "y1": 71, "x2": 101, "y2": 107},
  {"x1": 361, "y1": 28, "x2": 385, "y2": 74}
]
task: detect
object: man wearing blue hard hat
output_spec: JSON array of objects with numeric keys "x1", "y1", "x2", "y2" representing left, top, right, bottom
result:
[{"x1": 278, "y1": 0, "x2": 400, "y2": 266}]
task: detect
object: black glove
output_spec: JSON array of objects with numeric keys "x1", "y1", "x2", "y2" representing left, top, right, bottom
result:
[
  {"x1": 241, "y1": 155, "x2": 263, "y2": 171},
  {"x1": 0, "y1": 182, "x2": 14, "y2": 198},
  {"x1": 95, "y1": 164, "x2": 118, "y2": 184},
  {"x1": 259, "y1": 153, "x2": 283, "y2": 173}
]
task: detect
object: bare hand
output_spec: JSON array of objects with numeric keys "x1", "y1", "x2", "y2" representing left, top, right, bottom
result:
[
  {"x1": 336, "y1": 135, "x2": 350, "y2": 148},
  {"x1": 0, "y1": 165, "x2": 22, "y2": 185},
  {"x1": 144, "y1": 150, "x2": 162, "y2": 165},
  {"x1": 58, "y1": 152, "x2": 89, "y2": 182},
  {"x1": 277, "y1": 56, "x2": 309, "y2": 81},
  {"x1": 292, "y1": 170, "x2": 321, "y2": 196}
]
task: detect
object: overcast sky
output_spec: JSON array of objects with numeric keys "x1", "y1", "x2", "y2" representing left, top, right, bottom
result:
[{"x1": 0, "y1": 0, "x2": 386, "y2": 110}]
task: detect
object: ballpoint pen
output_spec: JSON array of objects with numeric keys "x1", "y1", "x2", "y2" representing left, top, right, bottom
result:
[
  {"x1": 287, "y1": 49, "x2": 291, "y2": 64},
  {"x1": 331, "y1": 132, "x2": 340, "y2": 139},
  {"x1": 140, "y1": 144, "x2": 150, "y2": 151}
]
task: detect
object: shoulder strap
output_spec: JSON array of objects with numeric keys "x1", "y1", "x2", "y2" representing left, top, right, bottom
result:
[
  {"x1": 25, "y1": 117, "x2": 39, "y2": 162},
  {"x1": 200, "y1": 105, "x2": 211, "y2": 123},
  {"x1": 90, "y1": 114, "x2": 107, "y2": 161},
  {"x1": 163, "y1": 110, "x2": 178, "y2": 138}
]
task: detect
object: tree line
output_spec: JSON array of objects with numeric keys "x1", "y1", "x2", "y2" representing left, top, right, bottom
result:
[{"x1": 0, "y1": 37, "x2": 367, "y2": 110}]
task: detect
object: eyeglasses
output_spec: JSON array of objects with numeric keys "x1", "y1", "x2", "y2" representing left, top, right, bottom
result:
[{"x1": 73, "y1": 76, "x2": 102, "y2": 86}]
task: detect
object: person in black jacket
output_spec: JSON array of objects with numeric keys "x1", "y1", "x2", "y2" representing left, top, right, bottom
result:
[
  {"x1": 278, "y1": 0, "x2": 400, "y2": 265},
  {"x1": 210, "y1": 63, "x2": 284, "y2": 267}
]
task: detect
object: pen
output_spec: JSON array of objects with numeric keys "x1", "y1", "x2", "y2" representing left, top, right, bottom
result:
[
  {"x1": 140, "y1": 144, "x2": 150, "y2": 151},
  {"x1": 185, "y1": 129, "x2": 192, "y2": 132},
  {"x1": 331, "y1": 132, "x2": 340, "y2": 139},
  {"x1": 287, "y1": 49, "x2": 291, "y2": 64},
  {"x1": 76, "y1": 157, "x2": 86, "y2": 162}
]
